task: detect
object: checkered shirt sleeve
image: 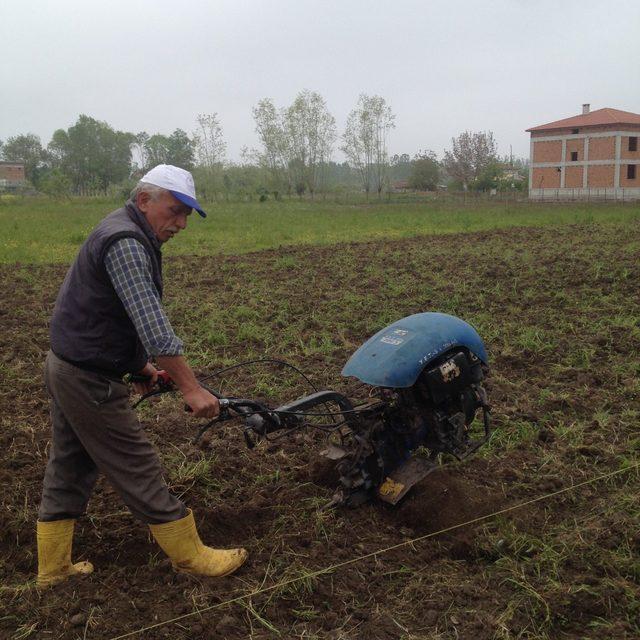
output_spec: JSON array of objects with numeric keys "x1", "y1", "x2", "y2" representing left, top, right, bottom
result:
[{"x1": 104, "y1": 238, "x2": 184, "y2": 357}]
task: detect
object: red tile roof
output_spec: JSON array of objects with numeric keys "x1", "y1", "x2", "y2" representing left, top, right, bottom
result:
[{"x1": 527, "y1": 107, "x2": 640, "y2": 132}]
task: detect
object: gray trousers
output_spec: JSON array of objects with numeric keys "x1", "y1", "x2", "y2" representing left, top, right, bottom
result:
[{"x1": 38, "y1": 351, "x2": 186, "y2": 524}]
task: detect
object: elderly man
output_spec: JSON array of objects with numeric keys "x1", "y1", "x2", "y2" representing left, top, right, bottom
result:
[{"x1": 37, "y1": 165, "x2": 247, "y2": 587}]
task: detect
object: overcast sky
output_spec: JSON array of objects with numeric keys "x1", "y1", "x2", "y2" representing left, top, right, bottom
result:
[{"x1": 1, "y1": 0, "x2": 639, "y2": 162}]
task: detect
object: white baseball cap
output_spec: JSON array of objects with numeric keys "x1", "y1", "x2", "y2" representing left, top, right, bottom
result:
[{"x1": 140, "y1": 164, "x2": 207, "y2": 218}]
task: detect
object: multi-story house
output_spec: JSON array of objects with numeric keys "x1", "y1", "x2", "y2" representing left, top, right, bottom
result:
[{"x1": 527, "y1": 105, "x2": 640, "y2": 200}]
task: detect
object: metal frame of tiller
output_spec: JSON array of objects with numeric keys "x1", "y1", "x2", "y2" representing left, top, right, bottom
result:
[{"x1": 134, "y1": 313, "x2": 492, "y2": 508}]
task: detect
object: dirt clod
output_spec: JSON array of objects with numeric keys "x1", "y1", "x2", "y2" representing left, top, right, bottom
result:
[{"x1": 69, "y1": 613, "x2": 86, "y2": 627}]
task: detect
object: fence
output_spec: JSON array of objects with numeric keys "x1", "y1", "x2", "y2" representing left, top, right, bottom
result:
[
  {"x1": 529, "y1": 187, "x2": 640, "y2": 202},
  {"x1": 8, "y1": 187, "x2": 638, "y2": 206}
]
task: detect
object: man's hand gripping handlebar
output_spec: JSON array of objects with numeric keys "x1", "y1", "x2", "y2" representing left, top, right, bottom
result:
[{"x1": 128, "y1": 369, "x2": 284, "y2": 445}]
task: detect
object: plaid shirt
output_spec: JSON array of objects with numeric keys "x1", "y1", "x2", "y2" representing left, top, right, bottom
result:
[{"x1": 104, "y1": 238, "x2": 184, "y2": 357}]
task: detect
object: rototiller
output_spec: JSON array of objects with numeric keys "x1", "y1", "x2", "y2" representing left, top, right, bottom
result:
[{"x1": 135, "y1": 312, "x2": 491, "y2": 508}]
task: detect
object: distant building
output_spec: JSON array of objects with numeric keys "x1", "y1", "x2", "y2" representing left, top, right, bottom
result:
[
  {"x1": 527, "y1": 105, "x2": 640, "y2": 200},
  {"x1": 501, "y1": 168, "x2": 525, "y2": 182},
  {"x1": 0, "y1": 161, "x2": 26, "y2": 190},
  {"x1": 391, "y1": 180, "x2": 410, "y2": 191}
]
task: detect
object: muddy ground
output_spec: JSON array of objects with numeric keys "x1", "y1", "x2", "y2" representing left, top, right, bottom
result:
[{"x1": 1, "y1": 224, "x2": 639, "y2": 639}]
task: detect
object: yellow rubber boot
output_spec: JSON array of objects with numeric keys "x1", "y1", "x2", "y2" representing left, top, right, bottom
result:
[
  {"x1": 37, "y1": 519, "x2": 94, "y2": 587},
  {"x1": 149, "y1": 509, "x2": 247, "y2": 577}
]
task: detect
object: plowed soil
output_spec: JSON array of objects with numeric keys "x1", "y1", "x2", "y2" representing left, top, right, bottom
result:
[{"x1": 1, "y1": 223, "x2": 639, "y2": 639}]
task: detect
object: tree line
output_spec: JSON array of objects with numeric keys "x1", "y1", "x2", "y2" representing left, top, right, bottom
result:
[{"x1": 0, "y1": 90, "x2": 527, "y2": 198}]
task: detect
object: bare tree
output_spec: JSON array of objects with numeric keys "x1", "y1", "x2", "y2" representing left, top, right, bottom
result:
[
  {"x1": 342, "y1": 94, "x2": 395, "y2": 199},
  {"x1": 443, "y1": 131, "x2": 497, "y2": 190}
]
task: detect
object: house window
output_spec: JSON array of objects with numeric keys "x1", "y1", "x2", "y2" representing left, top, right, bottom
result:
[
  {"x1": 571, "y1": 128, "x2": 579, "y2": 134},
  {"x1": 630, "y1": 137, "x2": 638, "y2": 152},
  {"x1": 570, "y1": 152, "x2": 578, "y2": 161},
  {"x1": 628, "y1": 165, "x2": 637, "y2": 180}
]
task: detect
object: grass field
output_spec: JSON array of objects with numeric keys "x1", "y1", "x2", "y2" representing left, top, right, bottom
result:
[
  {"x1": 1, "y1": 195, "x2": 639, "y2": 263},
  {"x1": 1, "y1": 198, "x2": 639, "y2": 639}
]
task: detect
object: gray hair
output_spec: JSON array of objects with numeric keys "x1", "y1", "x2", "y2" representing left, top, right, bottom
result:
[{"x1": 130, "y1": 181, "x2": 167, "y2": 201}]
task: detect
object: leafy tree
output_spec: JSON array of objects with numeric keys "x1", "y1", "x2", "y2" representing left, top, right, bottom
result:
[
  {"x1": 389, "y1": 153, "x2": 412, "y2": 181},
  {"x1": 131, "y1": 132, "x2": 149, "y2": 173},
  {"x1": 408, "y1": 151, "x2": 440, "y2": 190},
  {"x1": 39, "y1": 168, "x2": 72, "y2": 198},
  {"x1": 48, "y1": 115, "x2": 134, "y2": 192},
  {"x1": 1, "y1": 133, "x2": 45, "y2": 185},
  {"x1": 143, "y1": 129, "x2": 195, "y2": 171},
  {"x1": 342, "y1": 94, "x2": 395, "y2": 198},
  {"x1": 193, "y1": 113, "x2": 227, "y2": 196},
  {"x1": 252, "y1": 98, "x2": 290, "y2": 194},
  {"x1": 323, "y1": 160, "x2": 361, "y2": 188},
  {"x1": 253, "y1": 91, "x2": 336, "y2": 197},
  {"x1": 283, "y1": 90, "x2": 336, "y2": 198},
  {"x1": 475, "y1": 155, "x2": 528, "y2": 192},
  {"x1": 473, "y1": 160, "x2": 505, "y2": 191},
  {"x1": 219, "y1": 162, "x2": 268, "y2": 201},
  {"x1": 167, "y1": 129, "x2": 195, "y2": 170},
  {"x1": 442, "y1": 131, "x2": 497, "y2": 191},
  {"x1": 194, "y1": 113, "x2": 226, "y2": 168},
  {"x1": 143, "y1": 134, "x2": 171, "y2": 168}
]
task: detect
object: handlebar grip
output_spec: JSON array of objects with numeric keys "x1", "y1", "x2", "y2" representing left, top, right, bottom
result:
[
  {"x1": 128, "y1": 370, "x2": 171, "y2": 385},
  {"x1": 128, "y1": 373, "x2": 151, "y2": 383}
]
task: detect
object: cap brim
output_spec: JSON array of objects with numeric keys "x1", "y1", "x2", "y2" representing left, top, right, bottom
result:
[{"x1": 169, "y1": 190, "x2": 207, "y2": 218}]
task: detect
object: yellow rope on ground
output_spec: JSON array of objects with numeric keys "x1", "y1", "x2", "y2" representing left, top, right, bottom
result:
[{"x1": 110, "y1": 462, "x2": 639, "y2": 640}]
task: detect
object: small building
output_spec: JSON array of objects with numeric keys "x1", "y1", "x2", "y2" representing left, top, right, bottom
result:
[
  {"x1": 527, "y1": 105, "x2": 640, "y2": 200},
  {"x1": 501, "y1": 168, "x2": 525, "y2": 182},
  {"x1": 0, "y1": 161, "x2": 26, "y2": 190},
  {"x1": 497, "y1": 168, "x2": 526, "y2": 188},
  {"x1": 391, "y1": 180, "x2": 410, "y2": 192}
]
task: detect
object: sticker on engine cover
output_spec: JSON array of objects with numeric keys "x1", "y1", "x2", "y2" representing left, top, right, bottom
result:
[
  {"x1": 419, "y1": 340, "x2": 455, "y2": 365},
  {"x1": 380, "y1": 328, "x2": 409, "y2": 346},
  {"x1": 439, "y1": 359, "x2": 461, "y2": 382}
]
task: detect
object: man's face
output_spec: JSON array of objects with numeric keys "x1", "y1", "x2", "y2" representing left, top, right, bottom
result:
[{"x1": 137, "y1": 190, "x2": 192, "y2": 243}]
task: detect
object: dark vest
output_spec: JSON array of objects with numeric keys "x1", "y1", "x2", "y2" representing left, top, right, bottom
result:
[{"x1": 50, "y1": 201, "x2": 163, "y2": 376}]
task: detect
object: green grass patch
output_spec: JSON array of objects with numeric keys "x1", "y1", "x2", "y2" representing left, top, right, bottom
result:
[{"x1": 1, "y1": 196, "x2": 639, "y2": 263}]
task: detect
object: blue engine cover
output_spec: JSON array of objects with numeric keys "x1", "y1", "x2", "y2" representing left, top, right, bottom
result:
[{"x1": 341, "y1": 312, "x2": 488, "y2": 388}]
